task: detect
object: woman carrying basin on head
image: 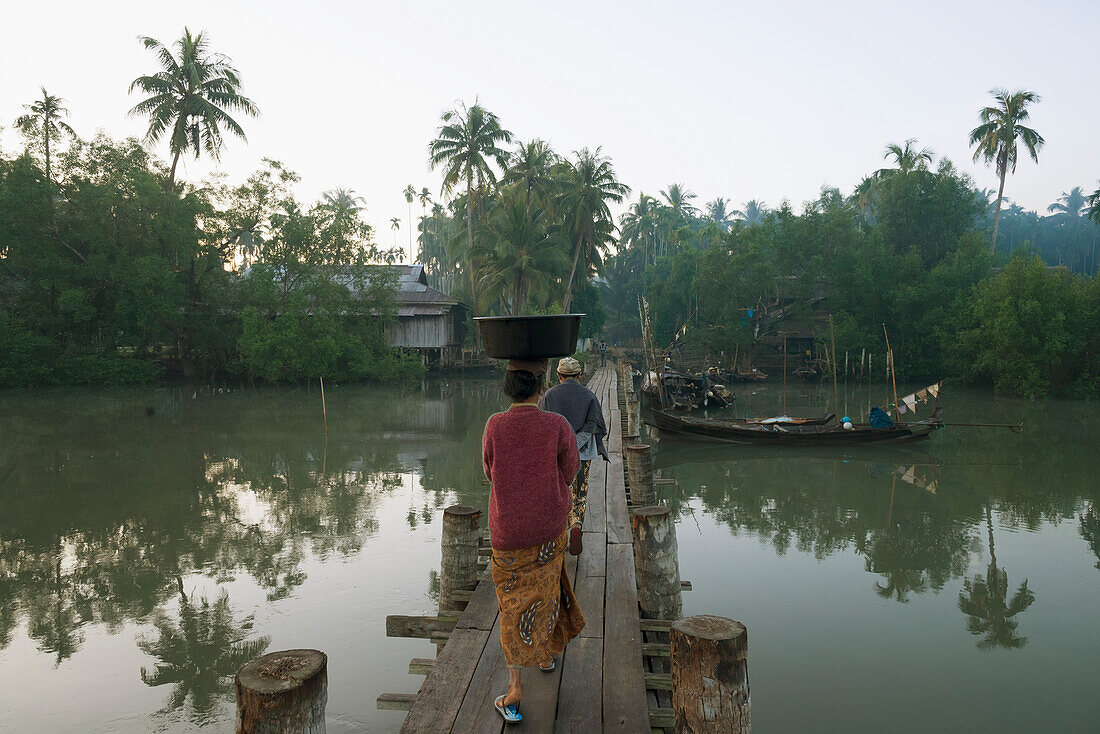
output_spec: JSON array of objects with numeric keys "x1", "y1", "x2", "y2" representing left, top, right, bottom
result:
[{"x1": 482, "y1": 358, "x2": 585, "y2": 724}]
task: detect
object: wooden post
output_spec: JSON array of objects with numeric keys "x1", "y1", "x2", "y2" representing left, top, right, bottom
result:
[
  {"x1": 632, "y1": 506, "x2": 682, "y2": 621},
  {"x1": 625, "y1": 444, "x2": 656, "y2": 506},
  {"x1": 319, "y1": 377, "x2": 328, "y2": 434},
  {"x1": 439, "y1": 505, "x2": 482, "y2": 614},
  {"x1": 671, "y1": 616, "x2": 750, "y2": 733},
  {"x1": 236, "y1": 649, "x2": 327, "y2": 734}
]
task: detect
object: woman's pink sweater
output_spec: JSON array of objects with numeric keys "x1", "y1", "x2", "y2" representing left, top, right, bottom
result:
[{"x1": 483, "y1": 405, "x2": 579, "y2": 550}]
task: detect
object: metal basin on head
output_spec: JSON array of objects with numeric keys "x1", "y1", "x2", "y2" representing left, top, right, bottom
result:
[{"x1": 474, "y1": 314, "x2": 584, "y2": 359}]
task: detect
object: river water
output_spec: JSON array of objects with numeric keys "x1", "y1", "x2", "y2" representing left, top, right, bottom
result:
[{"x1": 0, "y1": 378, "x2": 1096, "y2": 732}]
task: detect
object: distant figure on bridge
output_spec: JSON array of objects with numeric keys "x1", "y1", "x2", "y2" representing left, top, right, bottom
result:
[
  {"x1": 483, "y1": 358, "x2": 586, "y2": 723},
  {"x1": 539, "y1": 356, "x2": 610, "y2": 556}
]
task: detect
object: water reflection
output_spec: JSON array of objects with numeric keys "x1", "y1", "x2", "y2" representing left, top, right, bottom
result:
[
  {"x1": 1081, "y1": 505, "x2": 1100, "y2": 570},
  {"x1": 957, "y1": 507, "x2": 1036, "y2": 651},
  {"x1": 649, "y1": 381, "x2": 1095, "y2": 646},
  {"x1": 0, "y1": 379, "x2": 500, "y2": 667},
  {"x1": 137, "y1": 588, "x2": 269, "y2": 725}
]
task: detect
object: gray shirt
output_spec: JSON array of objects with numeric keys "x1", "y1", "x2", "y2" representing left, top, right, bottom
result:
[{"x1": 538, "y1": 379, "x2": 609, "y2": 461}]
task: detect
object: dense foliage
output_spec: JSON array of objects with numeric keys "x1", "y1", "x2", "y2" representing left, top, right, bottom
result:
[
  {"x1": 0, "y1": 141, "x2": 419, "y2": 385},
  {"x1": 602, "y1": 154, "x2": 1100, "y2": 398}
]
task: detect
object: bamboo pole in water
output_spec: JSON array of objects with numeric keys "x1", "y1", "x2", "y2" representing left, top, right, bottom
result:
[
  {"x1": 829, "y1": 316, "x2": 839, "y2": 422},
  {"x1": 883, "y1": 324, "x2": 899, "y2": 419},
  {"x1": 320, "y1": 376, "x2": 328, "y2": 434}
]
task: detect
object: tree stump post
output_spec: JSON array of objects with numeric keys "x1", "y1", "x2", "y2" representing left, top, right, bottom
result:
[
  {"x1": 670, "y1": 616, "x2": 750, "y2": 733},
  {"x1": 632, "y1": 506, "x2": 683, "y2": 621},
  {"x1": 440, "y1": 505, "x2": 482, "y2": 614},
  {"x1": 625, "y1": 444, "x2": 656, "y2": 506},
  {"x1": 236, "y1": 649, "x2": 327, "y2": 734}
]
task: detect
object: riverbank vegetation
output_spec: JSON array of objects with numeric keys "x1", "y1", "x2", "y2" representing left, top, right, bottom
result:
[{"x1": 3, "y1": 30, "x2": 1099, "y2": 396}]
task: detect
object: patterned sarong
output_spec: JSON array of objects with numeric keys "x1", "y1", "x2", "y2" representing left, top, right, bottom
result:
[
  {"x1": 567, "y1": 460, "x2": 591, "y2": 528},
  {"x1": 492, "y1": 529, "x2": 585, "y2": 668}
]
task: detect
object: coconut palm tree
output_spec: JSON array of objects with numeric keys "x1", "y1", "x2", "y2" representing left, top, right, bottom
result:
[
  {"x1": 560, "y1": 147, "x2": 630, "y2": 311},
  {"x1": 1088, "y1": 184, "x2": 1100, "y2": 225},
  {"x1": 875, "y1": 138, "x2": 934, "y2": 179},
  {"x1": 660, "y1": 183, "x2": 698, "y2": 220},
  {"x1": 969, "y1": 89, "x2": 1044, "y2": 254},
  {"x1": 478, "y1": 190, "x2": 569, "y2": 314},
  {"x1": 502, "y1": 139, "x2": 559, "y2": 211},
  {"x1": 705, "y1": 197, "x2": 735, "y2": 230},
  {"x1": 428, "y1": 101, "x2": 512, "y2": 316},
  {"x1": 620, "y1": 193, "x2": 660, "y2": 264},
  {"x1": 14, "y1": 87, "x2": 75, "y2": 189},
  {"x1": 1047, "y1": 186, "x2": 1087, "y2": 220},
  {"x1": 734, "y1": 199, "x2": 768, "y2": 225},
  {"x1": 323, "y1": 188, "x2": 365, "y2": 214},
  {"x1": 128, "y1": 28, "x2": 259, "y2": 191}
]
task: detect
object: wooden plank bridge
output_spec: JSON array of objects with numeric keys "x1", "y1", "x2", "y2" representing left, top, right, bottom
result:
[{"x1": 380, "y1": 364, "x2": 668, "y2": 732}]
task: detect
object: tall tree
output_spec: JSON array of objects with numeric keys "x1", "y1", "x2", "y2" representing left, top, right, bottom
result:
[
  {"x1": 660, "y1": 183, "x2": 699, "y2": 219},
  {"x1": 560, "y1": 147, "x2": 630, "y2": 311},
  {"x1": 428, "y1": 101, "x2": 512, "y2": 316},
  {"x1": 876, "y1": 138, "x2": 934, "y2": 178},
  {"x1": 14, "y1": 87, "x2": 75, "y2": 189},
  {"x1": 478, "y1": 190, "x2": 568, "y2": 314},
  {"x1": 620, "y1": 193, "x2": 660, "y2": 264},
  {"x1": 389, "y1": 217, "x2": 401, "y2": 249},
  {"x1": 128, "y1": 28, "x2": 259, "y2": 191},
  {"x1": 1047, "y1": 186, "x2": 1087, "y2": 220},
  {"x1": 969, "y1": 89, "x2": 1044, "y2": 254},
  {"x1": 403, "y1": 184, "x2": 416, "y2": 261},
  {"x1": 502, "y1": 139, "x2": 558, "y2": 210},
  {"x1": 1088, "y1": 183, "x2": 1100, "y2": 224},
  {"x1": 705, "y1": 197, "x2": 735, "y2": 230},
  {"x1": 734, "y1": 199, "x2": 768, "y2": 225}
]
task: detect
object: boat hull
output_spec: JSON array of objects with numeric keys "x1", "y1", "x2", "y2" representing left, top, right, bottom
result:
[{"x1": 644, "y1": 408, "x2": 940, "y2": 445}]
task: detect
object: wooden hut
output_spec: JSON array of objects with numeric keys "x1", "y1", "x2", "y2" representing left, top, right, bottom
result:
[{"x1": 385, "y1": 265, "x2": 468, "y2": 367}]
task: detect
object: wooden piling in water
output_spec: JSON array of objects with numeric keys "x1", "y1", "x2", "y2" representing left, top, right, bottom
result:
[
  {"x1": 632, "y1": 506, "x2": 683, "y2": 621},
  {"x1": 439, "y1": 505, "x2": 481, "y2": 615},
  {"x1": 670, "y1": 616, "x2": 750, "y2": 733},
  {"x1": 625, "y1": 444, "x2": 656, "y2": 506},
  {"x1": 235, "y1": 649, "x2": 327, "y2": 734}
]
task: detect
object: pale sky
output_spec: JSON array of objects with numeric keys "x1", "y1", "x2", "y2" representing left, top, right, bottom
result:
[{"x1": 3, "y1": 0, "x2": 1098, "y2": 257}]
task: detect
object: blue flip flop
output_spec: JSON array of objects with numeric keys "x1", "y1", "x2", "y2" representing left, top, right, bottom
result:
[{"x1": 495, "y1": 695, "x2": 523, "y2": 723}]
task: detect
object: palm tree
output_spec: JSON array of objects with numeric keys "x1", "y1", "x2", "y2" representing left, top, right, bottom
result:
[
  {"x1": 389, "y1": 217, "x2": 401, "y2": 250},
  {"x1": 969, "y1": 89, "x2": 1044, "y2": 254},
  {"x1": 14, "y1": 87, "x2": 75, "y2": 188},
  {"x1": 478, "y1": 191, "x2": 569, "y2": 314},
  {"x1": 128, "y1": 28, "x2": 259, "y2": 191},
  {"x1": 323, "y1": 188, "x2": 365, "y2": 214},
  {"x1": 660, "y1": 183, "x2": 699, "y2": 220},
  {"x1": 1088, "y1": 183, "x2": 1100, "y2": 225},
  {"x1": 876, "y1": 138, "x2": 934, "y2": 179},
  {"x1": 428, "y1": 101, "x2": 513, "y2": 316},
  {"x1": 705, "y1": 197, "x2": 735, "y2": 230},
  {"x1": 403, "y1": 184, "x2": 416, "y2": 261},
  {"x1": 502, "y1": 139, "x2": 559, "y2": 210},
  {"x1": 620, "y1": 193, "x2": 660, "y2": 264},
  {"x1": 560, "y1": 147, "x2": 630, "y2": 311},
  {"x1": 1047, "y1": 186, "x2": 1087, "y2": 220},
  {"x1": 734, "y1": 199, "x2": 768, "y2": 225}
]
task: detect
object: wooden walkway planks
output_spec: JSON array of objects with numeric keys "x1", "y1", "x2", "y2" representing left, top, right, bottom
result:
[{"x1": 393, "y1": 365, "x2": 650, "y2": 733}]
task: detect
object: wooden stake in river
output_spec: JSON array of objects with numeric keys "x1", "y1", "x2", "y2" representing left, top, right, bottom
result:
[
  {"x1": 882, "y1": 324, "x2": 899, "y2": 418},
  {"x1": 829, "y1": 315, "x2": 839, "y2": 422},
  {"x1": 319, "y1": 376, "x2": 328, "y2": 434}
]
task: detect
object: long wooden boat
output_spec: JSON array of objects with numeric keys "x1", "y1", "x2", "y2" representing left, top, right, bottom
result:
[{"x1": 644, "y1": 406, "x2": 941, "y2": 445}]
